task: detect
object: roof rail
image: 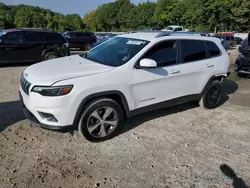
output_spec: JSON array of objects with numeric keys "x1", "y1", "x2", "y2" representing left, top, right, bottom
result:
[{"x1": 155, "y1": 31, "x2": 211, "y2": 38}]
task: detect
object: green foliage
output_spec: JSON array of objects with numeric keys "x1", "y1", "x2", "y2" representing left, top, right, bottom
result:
[
  {"x1": 1, "y1": 0, "x2": 250, "y2": 32},
  {"x1": 0, "y1": 3, "x2": 84, "y2": 31}
]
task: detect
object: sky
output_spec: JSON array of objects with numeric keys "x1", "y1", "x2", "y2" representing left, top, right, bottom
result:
[{"x1": 1, "y1": 0, "x2": 157, "y2": 17}]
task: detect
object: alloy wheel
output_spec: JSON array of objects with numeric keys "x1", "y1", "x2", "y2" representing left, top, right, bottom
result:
[{"x1": 87, "y1": 106, "x2": 118, "y2": 138}]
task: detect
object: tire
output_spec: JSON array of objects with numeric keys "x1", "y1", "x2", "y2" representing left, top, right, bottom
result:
[
  {"x1": 43, "y1": 52, "x2": 58, "y2": 61},
  {"x1": 199, "y1": 80, "x2": 223, "y2": 109},
  {"x1": 238, "y1": 72, "x2": 246, "y2": 77},
  {"x1": 85, "y1": 43, "x2": 92, "y2": 51},
  {"x1": 78, "y1": 98, "x2": 124, "y2": 142}
]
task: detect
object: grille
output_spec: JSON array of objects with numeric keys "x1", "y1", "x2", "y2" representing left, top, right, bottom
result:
[{"x1": 20, "y1": 73, "x2": 31, "y2": 95}]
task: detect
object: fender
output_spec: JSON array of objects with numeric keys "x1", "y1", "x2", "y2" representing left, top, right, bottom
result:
[{"x1": 73, "y1": 90, "x2": 131, "y2": 126}]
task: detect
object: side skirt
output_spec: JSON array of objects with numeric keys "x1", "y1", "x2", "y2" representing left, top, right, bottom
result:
[{"x1": 130, "y1": 94, "x2": 200, "y2": 117}]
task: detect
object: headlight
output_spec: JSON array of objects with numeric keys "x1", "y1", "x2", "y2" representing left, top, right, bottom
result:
[{"x1": 31, "y1": 85, "x2": 73, "y2": 96}]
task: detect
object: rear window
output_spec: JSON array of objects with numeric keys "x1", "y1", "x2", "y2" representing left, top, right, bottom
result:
[
  {"x1": 24, "y1": 33, "x2": 44, "y2": 42},
  {"x1": 206, "y1": 41, "x2": 221, "y2": 57},
  {"x1": 44, "y1": 33, "x2": 63, "y2": 42},
  {"x1": 75, "y1": 32, "x2": 82, "y2": 37},
  {"x1": 181, "y1": 40, "x2": 207, "y2": 63},
  {"x1": 83, "y1": 32, "x2": 92, "y2": 37}
]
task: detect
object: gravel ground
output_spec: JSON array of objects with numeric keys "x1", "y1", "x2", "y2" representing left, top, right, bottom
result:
[{"x1": 1, "y1": 50, "x2": 250, "y2": 188}]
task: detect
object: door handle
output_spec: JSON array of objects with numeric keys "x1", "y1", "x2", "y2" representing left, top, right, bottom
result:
[
  {"x1": 170, "y1": 70, "x2": 180, "y2": 74},
  {"x1": 207, "y1": 64, "x2": 214, "y2": 68}
]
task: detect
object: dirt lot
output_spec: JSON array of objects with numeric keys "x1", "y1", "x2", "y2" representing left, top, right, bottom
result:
[{"x1": 1, "y1": 50, "x2": 250, "y2": 188}]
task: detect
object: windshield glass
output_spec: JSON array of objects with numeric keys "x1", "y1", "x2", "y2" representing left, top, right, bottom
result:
[{"x1": 82, "y1": 37, "x2": 149, "y2": 67}]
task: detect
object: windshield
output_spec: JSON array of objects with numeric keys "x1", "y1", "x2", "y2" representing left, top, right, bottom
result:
[{"x1": 81, "y1": 37, "x2": 149, "y2": 67}]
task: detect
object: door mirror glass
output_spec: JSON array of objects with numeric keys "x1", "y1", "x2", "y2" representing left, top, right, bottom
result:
[{"x1": 139, "y1": 58, "x2": 157, "y2": 68}]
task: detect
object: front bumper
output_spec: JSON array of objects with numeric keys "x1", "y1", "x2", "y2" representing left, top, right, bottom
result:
[{"x1": 19, "y1": 91, "x2": 74, "y2": 132}]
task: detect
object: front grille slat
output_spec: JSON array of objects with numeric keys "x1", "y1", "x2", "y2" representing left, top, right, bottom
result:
[{"x1": 20, "y1": 74, "x2": 31, "y2": 95}]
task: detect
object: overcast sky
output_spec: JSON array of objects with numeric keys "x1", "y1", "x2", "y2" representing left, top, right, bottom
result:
[{"x1": 1, "y1": 0, "x2": 157, "y2": 17}]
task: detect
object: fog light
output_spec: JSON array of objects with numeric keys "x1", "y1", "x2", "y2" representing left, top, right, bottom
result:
[{"x1": 38, "y1": 112, "x2": 58, "y2": 122}]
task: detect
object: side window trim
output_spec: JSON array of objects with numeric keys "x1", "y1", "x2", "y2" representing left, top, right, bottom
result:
[{"x1": 134, "y1": 40, "x2": 180, "y2": 69}]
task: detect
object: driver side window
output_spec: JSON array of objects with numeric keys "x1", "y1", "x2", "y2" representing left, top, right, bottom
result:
[{"x1": 143, "y1": 40, "x2": 178, "y2": 67}]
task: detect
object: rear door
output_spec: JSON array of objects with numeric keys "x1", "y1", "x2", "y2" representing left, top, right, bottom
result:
[
  {"x1": 23, "y1": 32, "x2": 45, "y2": 61},
  {"x1": 0, "y1": 31, "x2": 24, "y2": 63},
  {"x1": 178, "y1": 39, "x2": 216, "y2": 96}
]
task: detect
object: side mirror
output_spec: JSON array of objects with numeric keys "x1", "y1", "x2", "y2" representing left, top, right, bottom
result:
[{"x1": 139, "y1": 58, "x2": 157, "y2": 68}]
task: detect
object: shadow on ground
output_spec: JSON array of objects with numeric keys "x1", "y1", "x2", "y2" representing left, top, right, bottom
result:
[
  {"x1": 220, "y1": 164, "x2": 249, "y2": 188},
  {"x1": 0, "y1": 100, "x2": 25, "y2": 133},
  {"x1": 120, "y1": 79, "x2": 238, "y2": 136}
]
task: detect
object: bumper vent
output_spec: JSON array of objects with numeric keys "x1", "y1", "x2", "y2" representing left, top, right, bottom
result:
[{"x1": 20, "y1": 74, "x2": 31, "y2": 95}]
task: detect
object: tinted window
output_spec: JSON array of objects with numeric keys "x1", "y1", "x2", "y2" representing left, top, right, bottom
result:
[
  {"x1": 181, "y1": 40, "x2": 206, "y2": 63},
  {"x1": 24, "y1": 33, "x2": 44, "y2": 42},
  {"x1": 2, "y1": 32, "x2": 23, "y2": 44},
  {"x1": 144, "y1": 40, "x2": 177, "y2": 67},
  {"x1": 83, "y1": 32, "x2": 92, "y2": 37},
  {"x1": 75, "y1": 32, "x2": 82, "y2": 37},
  {"x1": 174, "y1": 28, "x2": 182, "y2": 31},
  {"x1": 226, "y1": 36, "x2": 230, "y2": 40},
  {"x1": 44, "y1": 33, "x2": 61, "y2": 42},
  {"x1": 206, "y1": 41, "x2": 220, "y2": 57},
  {"x1": 231, "y1": 36, "x2": 234, "y2": 40}
]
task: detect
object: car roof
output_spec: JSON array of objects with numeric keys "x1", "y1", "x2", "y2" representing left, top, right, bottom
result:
[
  {"x1": 2, "y1": 28, "x2": 57, "y2": 34},
  {"x1": 119, "y1": 32, "x2": 216, "y2": 42}
]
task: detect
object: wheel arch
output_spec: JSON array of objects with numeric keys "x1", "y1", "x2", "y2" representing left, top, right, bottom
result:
[
  {"x1": 201, "y1": 74, "x2": 227, "y2": 98},
  {"x1": 73, "y1": 90, "x2": 131, "y2": 127}
]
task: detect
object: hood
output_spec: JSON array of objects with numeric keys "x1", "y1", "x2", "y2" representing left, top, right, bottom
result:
[{"x1": 24, "y1": 55, "x2": 115, "y2": 85}]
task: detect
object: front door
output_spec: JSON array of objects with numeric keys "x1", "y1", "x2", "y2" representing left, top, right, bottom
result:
[
  {"x1": 131, "y1": 40, "x2": 184, "y2": 109},
  {"x1": 0, "y1": 31, "x2": 24, "y2": 63}
]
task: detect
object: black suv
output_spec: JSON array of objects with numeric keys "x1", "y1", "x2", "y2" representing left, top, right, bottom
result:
[
  {"x1": 235, "y1": 37, "x2": 250, "y2": 77},
  {"x1": 0, "y1": 29, "x2": 70, "y2": 64},
  {"x1": 62, "y1": 31, "x2": 97, "y2": 51}
]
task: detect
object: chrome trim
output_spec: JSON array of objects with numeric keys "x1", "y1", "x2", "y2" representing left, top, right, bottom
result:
[{"x1": 20, "y1": 73, "x2": 31, "y2": 95}]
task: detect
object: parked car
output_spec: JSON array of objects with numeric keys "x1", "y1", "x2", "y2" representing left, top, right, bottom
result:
[
  {"x1": 235, "y1": 36, "x2": 243, "y2": 45},
  {"x1": 92, "y1": 33, "x2": 116, "y2": 48},
  {"x1": 62, "y1": 31, "x2": 97, "y2": 51},
  {"x1": 213, "y1": 34, "x2": 235, "y2": 50},
  {"x1": 235, "y1": 38, "x2": 250, "y2": 77},
  {"x1": 0, "y1": 29, "x2": 69, "y2": 64},
  {"x1": 162, "y1": 25, "x2": 184, "y2": 32},
  {"x1": 20, "y1": 32, "x2": 229, "y2": 142}
]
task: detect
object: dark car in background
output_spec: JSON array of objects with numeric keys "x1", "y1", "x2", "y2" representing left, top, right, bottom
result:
[
  {"x1": 92, "y1": 33, "x2": 117, "y2": 48},
  {"x1": 213, "y1": 34, "x2": 235, "y2": 50},
  {"x1": 0, "y1": 29, "x2": 69, "y2": 64},
  {"x1": 235, "y1": 38, "x2": 250, "y2": 77},
  {"x1": 62, "y1": 31, "x2": 97, "y2": 51}
]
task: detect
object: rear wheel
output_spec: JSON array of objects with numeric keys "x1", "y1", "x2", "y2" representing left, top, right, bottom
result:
[
  {"x1": 78, "y1": 98, "x2": 124, "y2": 142},
  {"x1": 199, "y1": 80, "x2": 223, "y2": 109},
  {"x1": 85, "y1": 43, "x2": 92, "y2": 51},
  {"x1": 43, "y1": 52, "x2": 58, "y2": 61}
]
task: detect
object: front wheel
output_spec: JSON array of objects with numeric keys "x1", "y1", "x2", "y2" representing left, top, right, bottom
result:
[
  {"x1": 199, "y1": 80, "x2": 223, "y2": 109},
  {"x1": 43, "y1": 52, "x2": 58, "y2": 61},
  {"x1": 78, "y1": 98, "x2": 124, "y2": 142}
]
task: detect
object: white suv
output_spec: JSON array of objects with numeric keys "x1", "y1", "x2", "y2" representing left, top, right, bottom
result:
[{"x1": 19, "y1": 32, "x2": 230, "y2": 142}]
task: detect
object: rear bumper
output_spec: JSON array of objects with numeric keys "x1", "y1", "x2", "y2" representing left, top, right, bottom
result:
[{"x1": 19, "y1": 92, "x2": 74, "y2": 132}]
